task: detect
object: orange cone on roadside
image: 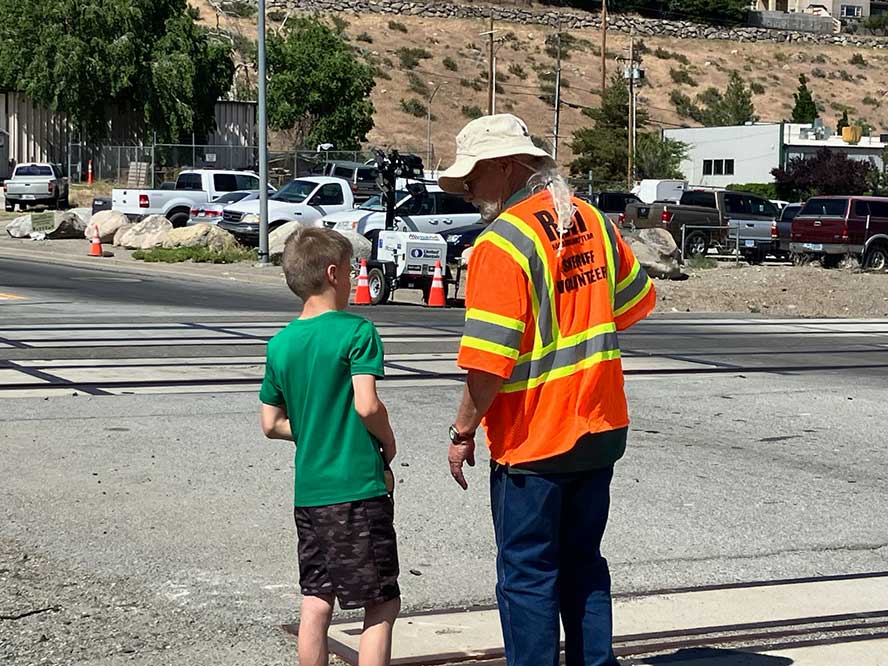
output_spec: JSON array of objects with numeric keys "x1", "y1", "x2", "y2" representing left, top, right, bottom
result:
[
  {"x1": 87, "y1": 160, "x2": 94, "y2": 187},
  {"x1": 428, "y1": 260, "x2": 446, "y2": 308},
  {"x1": 87, "y1": 227, "x2": 103, "y2": 257},
  {"x1": 354, "y1": 259, "x2": 371, "y2": 305}
]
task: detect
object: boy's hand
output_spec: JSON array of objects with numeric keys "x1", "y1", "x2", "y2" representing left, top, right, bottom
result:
[
  {"x1": 383, "y1": 469, "x2": 395, "y2": 494},
  {"x1": 448, "y1": 439, "x2": 476, "y2": 490}
]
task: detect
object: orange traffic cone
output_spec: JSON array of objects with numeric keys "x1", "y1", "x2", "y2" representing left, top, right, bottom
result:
[
  {"x1": 87, "y1": 227, "x2": 103, "y2": 257},
  {"x1": 428, "y1": 260, "x2": 446, "y2": 308},
  {"x1": 354, "y1": 259, "x2": 371, "y2": 305},
  {"x1": 87, "y1": 159, "x2": 93, "y2": 187}
]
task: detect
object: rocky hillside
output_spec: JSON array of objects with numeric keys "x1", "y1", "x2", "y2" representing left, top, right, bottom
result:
[{"x1": 190, "y1": 0, "x2": 888, "y2": 171}]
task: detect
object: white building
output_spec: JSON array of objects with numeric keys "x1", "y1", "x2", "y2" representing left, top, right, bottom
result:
[
  {"x1": 663, "y1": 122, "x2": 887, "y2": 187},
  {"x1": 754, "y1": 1, "x2": 872, "y2": 18}
]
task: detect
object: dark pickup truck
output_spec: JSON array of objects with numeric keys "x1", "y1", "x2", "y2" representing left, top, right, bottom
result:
[{"x1": 623, "y1": 189, "x2": 779, "y2": 261}]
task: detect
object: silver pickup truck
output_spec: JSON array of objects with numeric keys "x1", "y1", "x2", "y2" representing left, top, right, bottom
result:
[
  {"x1": 3, "y1": 163, "x2": 69, "y2": 212},
  {"x1": 623, "y1": 189, "x2": 779, "y2": 262}
]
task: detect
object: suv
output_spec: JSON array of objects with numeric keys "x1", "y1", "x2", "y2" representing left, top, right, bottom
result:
[
  {"x1": 311, "y1": 161, "x2": 379, "y2": 203},
  {"x1": 774, "y1": 202, "x2": 803, "y2": 259},
  {"x1": 790, "y1": 196, "x2": 888, "y2": 270}
]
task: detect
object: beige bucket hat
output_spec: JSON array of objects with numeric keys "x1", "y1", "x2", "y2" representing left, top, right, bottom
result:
[{"x1": 437, "y1": 114, "x2": 553, "y2": 194}]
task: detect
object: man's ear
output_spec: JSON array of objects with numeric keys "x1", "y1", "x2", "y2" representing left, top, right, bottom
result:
[{"x1": 326, "y1": 263, "x2": 338, "y2": 286}]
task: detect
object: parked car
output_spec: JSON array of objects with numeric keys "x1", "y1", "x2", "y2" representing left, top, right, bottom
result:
[
  {"x1": 576, "y1": 191, "x2": 642, "y2": 223},
  {"x1": 790, "y1": 196, "x2": 888, "y2": 270},
  {"x1": 623, "y1": 189, "x2": 779, "y2": 262},
  {"x1": 219, "y1": 177, "x2": 354, "y2": 244},
  {"x1": 632, "y1": 179, "x2": 687, "y2": 204},
  {"x1": 774, "y1": 202, "x2": 803, "y2": 259},
  {"x1": 321, "y1": 183, "x2": 479, "y2": 238},
  {"x1": 311, "y1": 160, "x2": 379, "y2": 203},
  {"x1": 111, "y1": 169, "x2": 263, "y2": 227},
  {"x1": 3, "y1": 163, "x2": 69, "y2": 211},
  {"x1": 187, "y1": 191, "x2": 259, "y2": 226}
]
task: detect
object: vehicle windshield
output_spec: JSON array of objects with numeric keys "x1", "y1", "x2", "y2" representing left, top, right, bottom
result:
[
  {"x1": 271, "y1": 180, "x2": 317, "y2": 203},
  {"x1": 781, "y1": 205, "x2": 802, "y2": 221},
  {"x1": 800, "y1": 198, "x2": 848, "y2": 217},
  {"x1": 359, "y1": 191, "x2": 409, "y2": 211},
  {"x1": 14, "y1": 165, "x2": 53, "y2": 177}
]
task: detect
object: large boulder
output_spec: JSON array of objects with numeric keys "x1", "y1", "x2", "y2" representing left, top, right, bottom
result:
[
  {"x1": 268, "y1": 221, "x2": 302, "y2": 260},
  {"x1": 340, "y1": 230, "x2": 372, "y2": 265},
  {"x1": 114, "y1": 215, "x2": 172, "y2": 250},
  {"x1": 624, "y1": 228, "x2": 684, "y2": 280},
  {"x1": 87, "y1": 210, "x2": 128, "y2": 243},
  {"x1": 67, "y1": 208, "x2": 92, "y2": 226},
  {"x1": 5, "y1": 214, "x2": 32, "y2": 238},
  {"x1": 162, "y1": 223, "x2": 237, "y2": 252},
  {"x1": 46, "y1": 211, "x2": 88, "y2": 239}
]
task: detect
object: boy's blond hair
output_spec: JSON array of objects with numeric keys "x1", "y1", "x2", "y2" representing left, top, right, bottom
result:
[{"x1": 282, "y1": 227, "x2": 353, "y2": 300}]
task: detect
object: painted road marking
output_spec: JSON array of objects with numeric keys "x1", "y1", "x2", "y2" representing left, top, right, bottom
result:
[
  {"x1": 0, "y1": 291, "x2": 26, "y2": 300},
  {"x1": 325, "y1": 575, "x2": 888, "y2": 664}
]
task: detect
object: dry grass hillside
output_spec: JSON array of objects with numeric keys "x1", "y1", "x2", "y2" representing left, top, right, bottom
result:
[{"x1": 190, "y1": 0, "x2": 888, "y2": 171}]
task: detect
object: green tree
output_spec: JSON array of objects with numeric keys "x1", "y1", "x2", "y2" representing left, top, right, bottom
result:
[
  {"x1": 670, "y1": 71, "x2": 757, "y2": 126},
  {"x1": 836, "y1": 110, "x2": 850, "y2": 133},
  {"x1": 772, "y1": 148, "x2": 873, "y2": 200},
  {"x1": 0, "y1": 0, "x2": 233, "y2": 142},
  {"x1": 266, "y1": 17, "x2": 375, "y2": 150},
  {"x1": 634, "y1": 133, "x2": 688, "y2": 180},
  {"x1": 570, "y1": 73, "x2": 648, "y2": 184},
  {"x1": 790, "y1": 74, "x2": 818, "y2": 124}
]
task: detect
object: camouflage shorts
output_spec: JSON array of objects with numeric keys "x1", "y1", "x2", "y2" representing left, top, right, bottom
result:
[{"x1": 294, "y1": 495, "x2": 400, "y2": 610}]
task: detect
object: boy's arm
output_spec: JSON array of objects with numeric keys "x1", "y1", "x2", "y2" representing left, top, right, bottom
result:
[
  {"x1": 352, "y1": 374, "x2": 396, "y2": 464},
  {"x1": 260, "y1": 403, "x2": 293, "y2": 441}
]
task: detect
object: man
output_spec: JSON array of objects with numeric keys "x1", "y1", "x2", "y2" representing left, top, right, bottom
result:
[{"x1": 439, "y1": 114, "x2": 655, "y2": 666}]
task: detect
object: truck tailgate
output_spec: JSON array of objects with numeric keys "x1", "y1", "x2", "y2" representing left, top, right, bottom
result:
[
  {"x1": 7, "y1": 177, "x2": 52, "y2": 197},
  {"x1": 792, "y1": 216, "x2": 846, "y2": 244}
]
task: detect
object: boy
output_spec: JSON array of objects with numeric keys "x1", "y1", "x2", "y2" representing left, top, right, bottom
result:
[{"x1": 259, "y1": 227, "x2": 400, "y2": 666}]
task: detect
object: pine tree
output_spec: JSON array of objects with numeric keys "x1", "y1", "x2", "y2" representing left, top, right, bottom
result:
[
  {"x1": 721, "y1": 71, "x2": 758, "y2": 126},
  {"x1": 790, "y1": 74, "x2": 818, "y2": 124},
  {"x1": 837, "y1": 110, "x2": 850, "y2": 133}
]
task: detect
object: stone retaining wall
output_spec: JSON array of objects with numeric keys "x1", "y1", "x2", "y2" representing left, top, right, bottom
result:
[{"x1": 267, "y1": 0, "x2": 888, "y2": 48}]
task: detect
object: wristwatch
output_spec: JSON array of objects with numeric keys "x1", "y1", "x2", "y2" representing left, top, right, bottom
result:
[{"x1": 449, "y1": 424, "x2": 475, "y2": 444}]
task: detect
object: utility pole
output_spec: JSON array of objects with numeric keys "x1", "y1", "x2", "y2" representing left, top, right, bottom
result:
[
  {"x1": 487, "y1": 16, "x2": 495, "y2": 115},
  {"x1": 627, "y1": 28, "x2": 635, "y2": 189},
  {"x1": 552, "y1": 21, "x2": 562, "y2": 160},
  {"x1": 426, "y1": 81, "x2": 443, "y2": 166},
  {"x1": 601, "y1": 0, "x2": 607, "y2": 94},
  {"x1": 257, "y1": 0, "x2": 270, "y2": 264}
]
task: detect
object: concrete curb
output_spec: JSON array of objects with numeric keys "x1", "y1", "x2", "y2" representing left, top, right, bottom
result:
[{"x1": 0, "y1": 243, "x2": 286, "y2": 288}]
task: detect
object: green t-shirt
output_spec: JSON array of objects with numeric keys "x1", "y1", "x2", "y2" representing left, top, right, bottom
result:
[{"x1": 259, "y1": 310, "x2": 388, "y2": 507}]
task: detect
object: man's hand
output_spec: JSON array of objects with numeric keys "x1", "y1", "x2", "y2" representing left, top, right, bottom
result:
[{"x1": 448, "y1": 439, "x2": 476, "y2": 490}]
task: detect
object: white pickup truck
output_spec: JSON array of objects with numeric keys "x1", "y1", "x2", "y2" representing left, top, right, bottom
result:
[
  {"x1": 3, "y1": 163, "x2": 69, "y2": 211},
  {"x1": 111, "y1": 169, "x2": 263, "y2": 227},
  {"x1": 218, "y1": 177, "x2": 355, "y2": 244}
]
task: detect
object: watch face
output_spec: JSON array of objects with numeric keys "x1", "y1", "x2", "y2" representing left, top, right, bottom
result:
[{"x1": 449, "y1": 425, "x2": 459, "y2": 443}]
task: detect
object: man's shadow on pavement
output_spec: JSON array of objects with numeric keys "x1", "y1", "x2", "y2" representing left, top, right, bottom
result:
[{"x1": 638, "y1": 647, "x2": 793, "y2": 665}]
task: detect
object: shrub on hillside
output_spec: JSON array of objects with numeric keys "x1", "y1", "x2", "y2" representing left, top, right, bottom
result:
[
  {"x1": 400, "y1": 98, "x2": 428, "y2": 118},
  {"x1": 356, "y1": 32, "x2": 373, "y2": 43},
  {"x1": 750, "y1": 81, "x2": 765, "y2": 95},
  {"x1": 407, "y1": 72, "x2": 430, "y2": 96},
  {"x1": 653, "y1": 47, "x2": 689, "y2": 65},
  {"x1": 443, "y1": 56, "x2": 458, "y2": 71},
  {"x1": 863, "y1": 95, "x2": 880, "y2": 107},
  {"x1": 670, "y1": 68, "x2": 698, "y2": 87},
  {"x1": 509, "y1": 63, "x2": 527, "y2": 79},
  {"x1": 396, "y1": 47, "x2": 432, "y2": 69},
  {"x1": 460, "y1": 78, "x2": 484, "y2": 91},
  {"x1": 811, "y1": 68, "x2": 827, "y2": 79},
  {"x1": 850, "y1": 53, "x2": 867, "y2": 67},
  {"x1": 462, "y1": 105, "x2": 483, "y2": 120},
  {"x1": 388, "y1": 20, "x2": 408, "y2": 33}
]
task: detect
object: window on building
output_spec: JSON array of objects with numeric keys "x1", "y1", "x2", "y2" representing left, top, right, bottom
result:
[
  {"x1": 841, "y1": 4, "x2": 863, "y2": 17},
  {"x1": 703, "y1": 159, "x2": 713, "y2": 176},
  {"x1": 725, "y1": 159, "x2": 735, "y2": 176},
  {"x1": 713, "y1": 160, "x2": 725, "y2": 176}
]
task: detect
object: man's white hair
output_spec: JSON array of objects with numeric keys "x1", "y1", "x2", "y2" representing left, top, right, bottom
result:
[{"x1": 519, "y1": 157, "x2": 576, "y2": 254}]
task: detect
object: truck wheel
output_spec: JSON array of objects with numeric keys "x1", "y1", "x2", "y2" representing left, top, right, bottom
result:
[
  {"x1": 367, "y1": 267, "x2": 390, "y2": 305},
  {"x1": 4, "y1": 202, "x2": 12, "y2": 213},
  {"x1": 684, "y1": 232, "x2": 708, "y2": 258},
  {"x1": 863, "y1": 243, "x2": 888, "y2": 271},
  {"x1": 745, "y1": 249, "x2": 765, "y2": 265},
  {"x1": 821, "y1": 254, "x2": 842, "y2": 269},
  {"x1": 168, "y1": 210, "x2": 190, "y2": 228}
]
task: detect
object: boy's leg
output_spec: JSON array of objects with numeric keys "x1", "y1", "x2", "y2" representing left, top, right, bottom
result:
[
  {"x1": 298, "y1": 593, "x2": 335, "y2": 666},
  {"x1": 358, "y1": 596, "x2": 401, "y2": 666}
]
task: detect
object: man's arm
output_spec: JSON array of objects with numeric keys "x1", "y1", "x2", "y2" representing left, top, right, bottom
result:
[
  {"x1": 352, "y1": 374, "x2": 396, "y2": 464},
  {"x1": 449, "y1": 369, "x2": 504, "y2": 490},
  {"x1": 260, "y1": 403, "x2": 293, "y2": 441}
]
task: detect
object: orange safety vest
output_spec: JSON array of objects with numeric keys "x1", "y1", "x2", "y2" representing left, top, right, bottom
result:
[{"x1": 457, "y1": 189, "x2": 656, "y2": 466}]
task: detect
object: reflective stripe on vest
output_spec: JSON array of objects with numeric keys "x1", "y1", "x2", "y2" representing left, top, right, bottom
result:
[{"x1": 472, "y1": 198, "x2": 623, "y2": 391}]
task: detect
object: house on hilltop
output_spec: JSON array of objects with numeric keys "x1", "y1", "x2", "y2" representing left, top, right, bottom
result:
[{"x1": 753, "y1": 1, "x2": 888, "y2": 18}]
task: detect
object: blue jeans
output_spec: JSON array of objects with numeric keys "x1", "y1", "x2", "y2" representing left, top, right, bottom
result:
[{"x1": 490, "y1": 465, "x2": 619, "y2": 666}]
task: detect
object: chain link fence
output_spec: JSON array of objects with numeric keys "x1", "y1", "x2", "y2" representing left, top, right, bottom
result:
[{"x1": 66, "y1": 144, "x2": 426, "y2": 189}]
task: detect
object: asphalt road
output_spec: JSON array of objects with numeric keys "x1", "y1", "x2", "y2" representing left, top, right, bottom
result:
[{"x1": 3, "y1": 257, "x2": 888, "y2": 665}]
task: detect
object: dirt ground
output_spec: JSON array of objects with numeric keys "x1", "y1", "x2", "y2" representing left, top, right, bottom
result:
[{"x1": 655, "y1": 261, "x2": 888, "y2": 318}]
